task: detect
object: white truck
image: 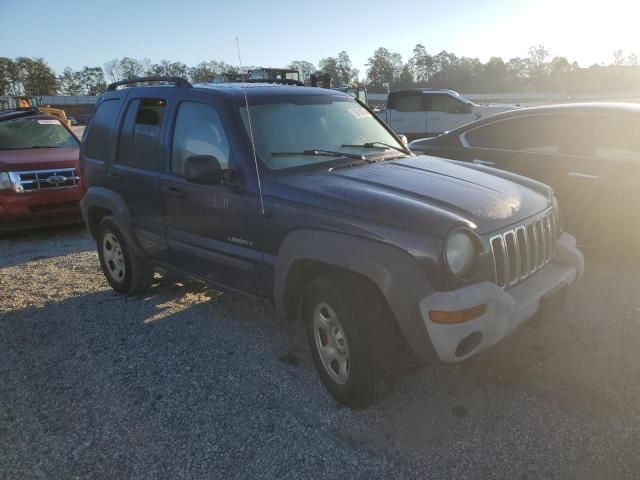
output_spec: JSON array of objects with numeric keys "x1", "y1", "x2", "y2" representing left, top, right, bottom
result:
[{"x1": 376, "y1": 88, "x2": 518, "y2": 140}]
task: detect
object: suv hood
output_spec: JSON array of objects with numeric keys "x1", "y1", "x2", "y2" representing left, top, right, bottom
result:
[
  {"x1": 265, "y1": 155, "x2": 551, "y2": 237},
  {"x1": 0, "y1": 147, "x2": 79, "y2": 171}
]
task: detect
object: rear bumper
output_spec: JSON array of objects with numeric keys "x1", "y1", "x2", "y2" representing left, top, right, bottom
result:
[
  {"x1": 419, "y1": 233, "x2": 584, "y2": 363},
  {"x1": 0, "y1": 188, "x2": 83, "y2": 232}
]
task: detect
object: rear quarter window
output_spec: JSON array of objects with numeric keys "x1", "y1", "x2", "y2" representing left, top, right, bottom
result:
[{"x1": 85, "y1": 98, "x2": 122, "y2": 161}]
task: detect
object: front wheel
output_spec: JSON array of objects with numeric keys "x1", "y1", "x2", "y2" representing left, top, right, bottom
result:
[{"x1": 304, "y1": 275, "x2": 379, "y2": 408}]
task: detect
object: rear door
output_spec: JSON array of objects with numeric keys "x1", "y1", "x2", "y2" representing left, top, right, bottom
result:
[
  {"x1": 108, "y1": 93, "x2": 172, "y2": 258},
  {"x1": 565, "y1": 114, "x2": 640, "y2": 248},
  {"x1": 387, "y1": 92, "x2": 427, "y2": 139},
  {"x1": 160, "y1": 90, "x2": 261, "y2": 294}
]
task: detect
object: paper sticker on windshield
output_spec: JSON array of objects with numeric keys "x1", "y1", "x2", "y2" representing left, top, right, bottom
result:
[
  {"x1": 38, "y1": 119, "x2": 61, "y2": 125},
  {"x1": 349, "y1": 107, "x2": 372, "y2": 119}
]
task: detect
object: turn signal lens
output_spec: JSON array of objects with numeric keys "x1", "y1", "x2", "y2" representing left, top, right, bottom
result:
[{"x1": 430, "y1": 304, "x2": 487, "y2": 324}]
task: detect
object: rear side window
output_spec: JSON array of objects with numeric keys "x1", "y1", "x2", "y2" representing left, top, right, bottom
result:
[
  {"x1": 171, "y1": 102, "x2": 230, "y2": 174},
  {"x1": 116, "y1": 98, "x2": 166, "y2": 170},
  {"x1": 85, "y1": 99, "x2": 121, "y2": 160},
  {"x1": 389, "y1": 93, "x2": 425, "y2": 112}
]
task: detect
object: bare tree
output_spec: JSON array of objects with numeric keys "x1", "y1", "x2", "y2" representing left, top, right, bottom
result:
[{"x1": 288, "y1": 60, "x2": 316, "y2": 84}]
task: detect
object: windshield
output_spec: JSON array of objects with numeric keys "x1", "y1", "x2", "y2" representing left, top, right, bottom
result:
[
  {"x1": 0, "y1": 116, "x2": 78, "y2": 150},
  {"x1": 239, "y1": 95, "x2": 405, "y2": 171}
]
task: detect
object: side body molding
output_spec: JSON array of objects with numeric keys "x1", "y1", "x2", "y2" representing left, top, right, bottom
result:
[{"x1": 273, "y1": 229, "x2": 439, "y2": 363}]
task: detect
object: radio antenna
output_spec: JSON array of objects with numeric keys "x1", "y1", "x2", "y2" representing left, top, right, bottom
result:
[{"x1": 236, "y1": 36, "x2": 265, "y2": 216}]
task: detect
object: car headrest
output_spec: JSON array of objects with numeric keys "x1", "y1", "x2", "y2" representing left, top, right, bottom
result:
[{"x1": 136, "y1": 108, "x2": 160, "y2": 126}]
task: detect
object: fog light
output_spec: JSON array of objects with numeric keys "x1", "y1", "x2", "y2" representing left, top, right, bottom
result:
[
  {"x1": 430, "y1": 304, "x2": 487, "y2": 324},
  {"x1": 455, "y1": 332, "x2": 483, "y2": 358}
]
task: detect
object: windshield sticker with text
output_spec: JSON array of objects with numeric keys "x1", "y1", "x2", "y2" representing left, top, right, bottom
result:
[
  {"x1": 348, "y1": 107, "x2": 372, "y2": 119},
  {"x1": 37, "y1": 119, "x2": 61, "y2": 125}
]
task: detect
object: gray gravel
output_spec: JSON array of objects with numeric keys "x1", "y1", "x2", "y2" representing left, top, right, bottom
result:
[{"x1": 1, "y1": 226, "x2": 640, "y2": 479}]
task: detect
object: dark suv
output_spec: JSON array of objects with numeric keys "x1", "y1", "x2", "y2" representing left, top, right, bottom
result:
[{"x1": 80, "y1": 77, "x2": 584, "y2": 407}]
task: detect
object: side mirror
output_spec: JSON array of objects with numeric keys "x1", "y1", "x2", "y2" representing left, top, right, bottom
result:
[
  {"x1": 397, "y1": 134, "x2": 408, "y2": 145},
  {"x1": 184, "y1": 155, "x2": 232, "y2": 185}
]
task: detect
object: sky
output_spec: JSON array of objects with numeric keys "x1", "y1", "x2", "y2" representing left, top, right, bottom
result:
[{"x1": 2, "y1": 0, "x2": 639, "y2": 76}]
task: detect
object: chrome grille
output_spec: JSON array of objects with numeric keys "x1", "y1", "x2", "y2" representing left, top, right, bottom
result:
[
  {"x1": 9, "y1": 168, "x2": 80, "y2": 193},
  {"x1": 490, "y1": 210, "x2": 557, "y2": 288}
]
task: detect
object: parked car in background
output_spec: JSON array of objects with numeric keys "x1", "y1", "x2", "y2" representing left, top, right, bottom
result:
[
  {"x1": 409, "y1": 103, "x2": 640, "y2": 252},
  {"x1": 0, "y1": 108, "x2": 83, "y2": 232},
  {"x1": 67, "y1": 115, "x2": 79, "y2": 126},
  {"x1": 80, "y1": 77, "x2": 583, "y2": 407},
  {"x1": 376, "y1": 89, "x2": 518, "y2": 140}
]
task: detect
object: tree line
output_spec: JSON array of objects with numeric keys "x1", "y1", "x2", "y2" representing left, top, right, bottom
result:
[{"x1": 2, "y1": 45, "x2": 640, "y2": 97}]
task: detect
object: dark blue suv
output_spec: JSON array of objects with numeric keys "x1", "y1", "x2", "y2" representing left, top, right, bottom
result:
[{"x1": 80, "y1": 77, "x2": 583, "y2": 407}]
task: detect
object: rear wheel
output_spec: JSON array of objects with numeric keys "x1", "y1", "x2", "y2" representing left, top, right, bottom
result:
[
  {"x1": 304, "y1": 275, "x2": 383, "y2": 408},
  {"x1": 97, "y1": 216, "x2": 153, "y2": 295}
]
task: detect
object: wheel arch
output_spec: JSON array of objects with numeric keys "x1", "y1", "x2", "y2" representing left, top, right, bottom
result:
[
  {"x1": 80, "y1": 186, "x2": 146, "y2": 258},
  {"x1": 274, "y1": 229, "x2": 439, "y2": 364}
]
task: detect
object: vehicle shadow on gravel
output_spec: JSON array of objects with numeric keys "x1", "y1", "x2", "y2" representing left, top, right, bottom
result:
[{"x1": 3, "y1": 257, "x2": 640, "y2": 478}]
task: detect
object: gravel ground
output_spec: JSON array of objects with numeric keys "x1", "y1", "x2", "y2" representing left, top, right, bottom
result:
[{"x1": 1, "y1": 226, "x2": 640, "y2": 479}]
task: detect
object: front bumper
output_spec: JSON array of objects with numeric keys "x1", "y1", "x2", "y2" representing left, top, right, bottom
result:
[
  {"x1": 0, "y1": 188, "x2": 83, "y2": 232},
  {"x1": 419, "y1": 233, "x2": 584, "y2": 363}
]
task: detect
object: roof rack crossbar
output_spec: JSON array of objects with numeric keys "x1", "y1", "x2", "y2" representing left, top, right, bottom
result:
[{"x1": 107, "y1": 76, "x2": 192, "y2": 91}]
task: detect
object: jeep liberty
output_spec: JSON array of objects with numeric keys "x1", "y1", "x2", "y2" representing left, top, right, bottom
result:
[{"x1": 80, "y1": 77, "x2": 584, "y2": 407}]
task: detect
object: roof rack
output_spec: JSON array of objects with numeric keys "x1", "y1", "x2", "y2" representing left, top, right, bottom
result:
[
  {"x1": 107, "y1": 76, "x2": 192, "y2": 91},
  {"x1": 242, "y1": 78, "x2": 305, "y2": 86}
]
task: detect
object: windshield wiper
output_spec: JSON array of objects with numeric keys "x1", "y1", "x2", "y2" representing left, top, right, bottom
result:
[
  {"x1": 341, "y1": 141, "x2": 408, "y2": 154},
  {"x1": 271, "y1": 149, "x2": 371, "y2": 161}
]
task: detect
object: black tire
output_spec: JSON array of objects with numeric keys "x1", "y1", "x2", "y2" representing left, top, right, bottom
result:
[
  {"x1": 96, "y1": 216, "x2": 153, "y2": 295},
  {"x1": 304, "y1": 274, "x2": 388, "y2": 408}
]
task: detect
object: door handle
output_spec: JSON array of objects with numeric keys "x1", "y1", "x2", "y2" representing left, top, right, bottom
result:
[
  {"x1": 473, "y1": 159, "x2": 496, "y2": 166},
  {"x1": 163, "y1": 186, "x2": 187, "y2": 198},
  {"x1": 108, "y1": 172, "x2": 123, "y2": 182},
  {"x1": 568, "y1": 171, "x2": 599, "y2": 180}
]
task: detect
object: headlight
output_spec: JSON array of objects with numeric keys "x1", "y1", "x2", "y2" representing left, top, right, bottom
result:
[
  {"x1": 0, "y1": 172, "x2": 12, "y2": 190},
  {"x1": 552, "y1": 194, "x2": 563, "y2": 233},
  {"x1": 445, "y1": 230, "x2": 477, "y2": 278}
]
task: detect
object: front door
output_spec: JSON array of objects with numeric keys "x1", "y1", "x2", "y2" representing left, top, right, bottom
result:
[
  {"x1": 160, "y1": 92, "x2": 260, "y2": 294},
  {"x1": 426, "y1": 93, "x2": 475, "y2": 135}
]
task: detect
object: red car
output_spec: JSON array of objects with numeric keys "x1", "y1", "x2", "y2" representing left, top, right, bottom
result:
[{"x1": 0, "y1": 108, "x2": 83, "y2": 232}]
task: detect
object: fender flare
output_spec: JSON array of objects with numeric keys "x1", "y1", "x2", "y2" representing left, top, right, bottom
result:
[
  {"x1": 274, "y1": 229, "x2": 438, "y2": 363},
  {"x1": 80, "y1": 186, "x2": 146, "y2": 258}
]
